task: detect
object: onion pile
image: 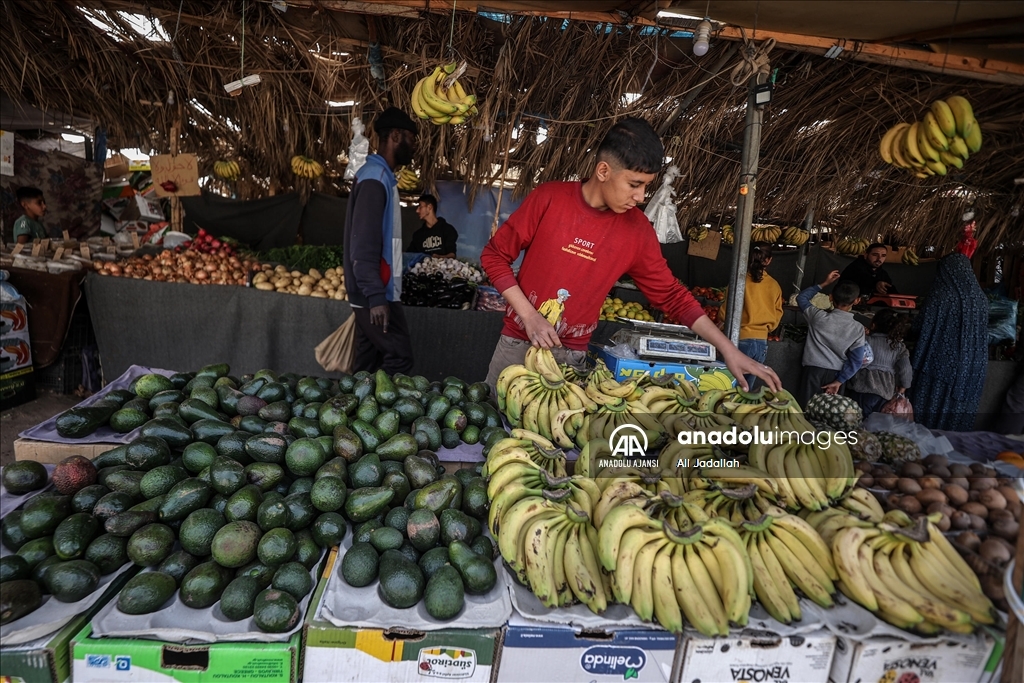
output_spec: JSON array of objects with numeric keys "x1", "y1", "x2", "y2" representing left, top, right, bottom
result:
[
  {"x1": 408, "y1": 257, "x2": 483, "y2": 282},
  {"x1": 252, "y1": 264, "x2": 347, "y2": 300},
  {"x1": 94, "y1": 249, "x2": 255, "y2": 286}
]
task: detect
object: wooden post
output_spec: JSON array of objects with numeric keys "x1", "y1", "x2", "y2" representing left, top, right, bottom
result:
[{"x1": 169, "y1": 118, "x2": 183, "y2": 233}]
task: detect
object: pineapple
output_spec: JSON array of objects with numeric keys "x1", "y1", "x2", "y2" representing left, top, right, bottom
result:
[
  {"x1": 805, "y1": 393, "x2": 863, "y2": 431},
  {"x1": 875, "y1": 431, "x2": 921, "y2": 464},
  {"x1": 849, "y1": 429, "x2": 883, "y2": 462}
]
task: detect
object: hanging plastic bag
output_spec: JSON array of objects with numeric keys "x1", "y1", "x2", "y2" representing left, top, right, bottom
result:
[
  {"x1": 315, "y1": 315, "x2": 357, "y2": 373},
  {"x1": 644, "y1": 165, "x2": 683, "y2": 244},
  {"x1": 343, "y1": 118, "x2": 370, "y2": 180},
  {"x1": 880, "y1": 393, "x2": 914, "y2": 421}
]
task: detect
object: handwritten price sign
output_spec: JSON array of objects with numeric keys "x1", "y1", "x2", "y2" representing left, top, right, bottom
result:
[{"x1": 151, "y1": 154, "x2": 201, "y2": 197}]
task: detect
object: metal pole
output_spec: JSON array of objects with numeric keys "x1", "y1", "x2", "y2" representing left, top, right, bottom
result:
[
  {"x1": 724, "y1": 80, "x2": 765, "y2": 345},
  {"x1": 791, "y1": 205, "x2": 815, "y2": 302}
]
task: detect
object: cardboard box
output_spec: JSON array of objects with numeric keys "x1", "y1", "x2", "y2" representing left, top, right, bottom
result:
[
  {"x1": 120, "y1": 194, "x2": 165, "y2": 223},
  {"x1": 71, "y1": 623, "x2": 301, "y2": 683},
  {"x1": 678, "y1": 630, "x2": 836, "y2": 683},
  {"x1": 302, "y1": 553, "x2": 503, "y2": 682},
  {"x1": 1, "y1": 562, "x2": 137, "y2": 683},
  {"x1": 14, "y1": 438, "x2": 121, "y2": 464},
  {"x1": 828, "y1": 634, "x2": 995, "y2": 683},
  {"x1": 497, "y1": 616, "x2": 679, "y2": 682},
  {"x1": 589, "y1": 343, "x2": 736, "y2": 388},
  {"x1": 885, "y1": 246, "x2": 907, "y2": 264},
  {"x1": 104, "y1": 153, "x2": 130, "y2": 179}
]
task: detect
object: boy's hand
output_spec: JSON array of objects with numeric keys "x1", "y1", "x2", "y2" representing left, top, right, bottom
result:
[
  {"x1": 821, "y1": 270, "x2": 841, "y2": 287},
  {"x1": 822, "y1": 380, "x2": 842, "y2": 394},
  {"x1": 524, "y1": 311, "x2": 561, "y2": 349},
  {"x1": 721, "y1": 348, "x2": 780, "y2": 393}
]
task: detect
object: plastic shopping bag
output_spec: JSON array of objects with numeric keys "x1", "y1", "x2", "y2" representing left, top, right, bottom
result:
[
  {"x1": 644, "y1": 166, "x2": 683, "y2": 244},
  {"x1": 880, "y1": 393, "x2": 914, "y2": 421},
  {"x1": 343, "y1": 118, "x2": 370, "y2": 180},
  {"x1": 315, "y1": 315, "x2": 357, "y2": 373}
]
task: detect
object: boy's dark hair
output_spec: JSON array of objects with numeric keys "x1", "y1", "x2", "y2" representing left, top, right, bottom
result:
[
  {"x1": 866, "y1": 243, "x2": 887, "y2": 253},
  {"x1": 833, "y1": 281, "x2": 861, "y2": 306},
  {"x1": 418, "y1": 194, "x2": 438, "y2": 212},
  {"x1": 16, "y1": 187, "x2": 43, "y2": 203},
  {"x1": 748, "y1": 242, "x2": 773, "y2": 283},
  {"x1": 872, "y1": 308, "x2": 911, "y2": 348},
  {"x1": 596, "y1": 117, "x2": 663, "y2": 174}
]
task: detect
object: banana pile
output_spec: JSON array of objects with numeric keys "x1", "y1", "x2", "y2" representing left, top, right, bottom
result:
[
  {"x1": 213, "y1": 159, "x2": 240, "y2": 181},
  {"x1": 396, "y1": 166, "x2": 420, "y2": 192},
  {"x1": 411, "y1": 63, "x2": 479, "y2": 126},
  {"x1": 836, "y1": 237, "x2": 871, "y2": 256},
  {"x1": 751, "y1": 225, "x2": 782, "y2": 243},
  {"x1": 291, "y1": 155, "x2": 324, "y2": 179},
  {"x1": 486, "y1": 445, "x2": 609, "y2": 612},
  {"x1": 482, "y1": 430, "x2": 568, "y2": 479},
  {"x1": 687, "y1": 225, "x2": 709, "y2": 242},
  {"x1": 879, "y1": 96, "x2": 981, "y2": 178},
  {"x1": 902, "y1": 248, "x2": 919, "y2": 266},
  {"x1": 780, "y1": 226, "x2": 809, "y2": 247},
  {"x1": 807, "y1": 510, "x2": 997, "y2": 634}
]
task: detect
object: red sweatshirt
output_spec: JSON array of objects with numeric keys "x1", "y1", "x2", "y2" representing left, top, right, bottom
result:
[{"x1": 480, "y1": 181, "x2": 704, "y2": 350}]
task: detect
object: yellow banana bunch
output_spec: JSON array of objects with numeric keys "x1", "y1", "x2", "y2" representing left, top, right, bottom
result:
[
  {"x1": 902, "y1": 247, "x2": 919, "y2": 266},
  {"x1": 878, "y1": 96, "x2": 981, "y2": 177},
  {"x1": 411, "y1": 63, "x2": 479, "y2": 126},
  {"x1": 290, "y1": 155, "x2": 323, "y2": 179},
  {"x1": 396, "y1": 166, "x2": 420, "y2": 192},
  {"x1": 722, "y1": 224, "x2": 734, "y2": 245},
  {"x1": 836, "y1": 237, "x2": 870, "y2": 256},
  {"x1": 750, "y1": 225, "x2": 782, "y2": 243},
  {"x1": 823, "y1": 514, "x2": 994, "y2": 634},
  {"x1": 597, "y1": 496, "x2": 752, "y2": 635},
  {"x1": 213, "y1": 159, "x2": 240, "y2": 181},
  {"x1": 687, "y1": 225, "x2": 709, "y2": 242},
  {"x1": 483, "y1": 430, "x2": 568, "y2": 479},
  {"x1": 738, "y1": 507, "x2": 838, "y2": 624},
  {"x1": 780, "y1": 226, "x2": 809, "y2": 246}
]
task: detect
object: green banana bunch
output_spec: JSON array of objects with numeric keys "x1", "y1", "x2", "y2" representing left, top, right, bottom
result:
[{"x1": 213, "y1": 159, "x2": 240, "y2": 181}]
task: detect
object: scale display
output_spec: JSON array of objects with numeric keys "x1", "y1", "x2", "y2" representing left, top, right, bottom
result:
[{"x1": 638, "y1": 336, "x2": 716, "y2": 362}]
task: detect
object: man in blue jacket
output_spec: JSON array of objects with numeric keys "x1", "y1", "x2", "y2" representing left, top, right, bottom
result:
[{"x1": 343, "y1": 107, "x2": 418, "y2": 373}]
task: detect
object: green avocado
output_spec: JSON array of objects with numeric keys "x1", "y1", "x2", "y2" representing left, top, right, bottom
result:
[{"x1": 118, "y1": 571, "x2": 177, "y2": 614}]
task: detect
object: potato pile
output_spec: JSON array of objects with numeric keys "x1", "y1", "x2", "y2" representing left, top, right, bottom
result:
[
  {"x1": 252, "y1": 264, "x2": 347, "y2": 300},
  {"x1": 854, "y1": 454, "x2": 1020, "y2": 611}
]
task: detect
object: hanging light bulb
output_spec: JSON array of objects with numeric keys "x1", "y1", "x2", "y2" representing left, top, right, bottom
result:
[{"x1": 693, "y1": 20, "x2": 712, "y2": 57}]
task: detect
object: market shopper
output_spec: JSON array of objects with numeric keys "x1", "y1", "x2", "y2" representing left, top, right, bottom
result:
[
  {"x1": 718, "y1": 243, "x2": 783, "y2": 389},
  {"x1": 479, "y1": 117, "x2": 780, "y2": 393},
  {"x1": 910, "y1": 251, "x2": 988, "y2": 431},
  {"x1": 343, "y1": 107, "x2": 418, "y2": 375},
  {"x1": 838, "y1": 243, "x2": 897, "y2": 299},
  {"x1": 846, "y1": 308, "x2": 913, "y2": 416},
  {"x1": 407, "y1": 194, "x2": 458, "y2": 258},
  {"x1": 795, "y1": 270, "x2": 870, "y2": 406},
  {"x1": 13, "y1": 187, "x2": 48, "y2": 244}
]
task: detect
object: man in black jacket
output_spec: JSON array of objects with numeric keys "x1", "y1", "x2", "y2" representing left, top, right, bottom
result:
[
  {"x1": 839, "y1": 243, "x2": 897, "y2": 299},
  {"x1": 407, "y1": 194, "x2": 458, "y2": 257},
  {"x1": 343, "y1": 107, "x2": 418, "y2": 374}
]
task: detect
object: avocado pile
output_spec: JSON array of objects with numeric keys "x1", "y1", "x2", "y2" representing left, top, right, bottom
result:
[
  {"x1": 32, "y1": 364, "x2": 506, "y2": 631},
  {"x1": 341, "y1": 463, "x2": 497, "y2": 620},
  {"x1": 1, "y1": 457, "x2": 123, "y2": 626}
]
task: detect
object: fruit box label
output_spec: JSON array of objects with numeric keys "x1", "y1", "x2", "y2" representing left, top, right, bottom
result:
[
  {"x1": 416, "y1": 647, "x2": 477, "y2": 679},
  {"x1": 579, "y1": 645, "x2": 647, "y2": 678}
]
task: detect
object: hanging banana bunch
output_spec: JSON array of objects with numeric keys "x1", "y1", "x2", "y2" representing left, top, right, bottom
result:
[
  {"x1": 291, "y1": 155, "x2": 323, "y2": 179},
  {"x1": 396, "y1": 166, "x2": 420, "y2": 192},
  {"x1": 411, "y1": 62, "x2": 479, "y2": 126},
  {"x1": 213, "y1": 159, "x2": 240, "y2": 181}
]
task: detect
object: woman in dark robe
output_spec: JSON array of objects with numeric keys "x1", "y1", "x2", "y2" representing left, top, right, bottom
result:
[{"x1": 909, "y1": 252, "x2": 988, "y2": 431}]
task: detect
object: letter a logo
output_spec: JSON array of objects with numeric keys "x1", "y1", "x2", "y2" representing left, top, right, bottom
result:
[{"x1": 608, "y1": 424, "x2": 648, "y2": 458}]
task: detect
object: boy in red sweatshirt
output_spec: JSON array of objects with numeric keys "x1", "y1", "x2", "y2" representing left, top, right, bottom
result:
[{"x1": 480, "y1": 117, "x2": 780, "y2": 393}]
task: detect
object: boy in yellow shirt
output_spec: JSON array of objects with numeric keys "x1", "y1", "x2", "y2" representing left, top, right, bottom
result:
[{"x1": 719, "y1": 244, "x2": 783, "y2": 388}]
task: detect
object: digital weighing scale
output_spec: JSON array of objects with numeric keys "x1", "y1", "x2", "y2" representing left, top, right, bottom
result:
[{"x1": 611, "y1": 318, "x2": 717, "y2": 363}]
